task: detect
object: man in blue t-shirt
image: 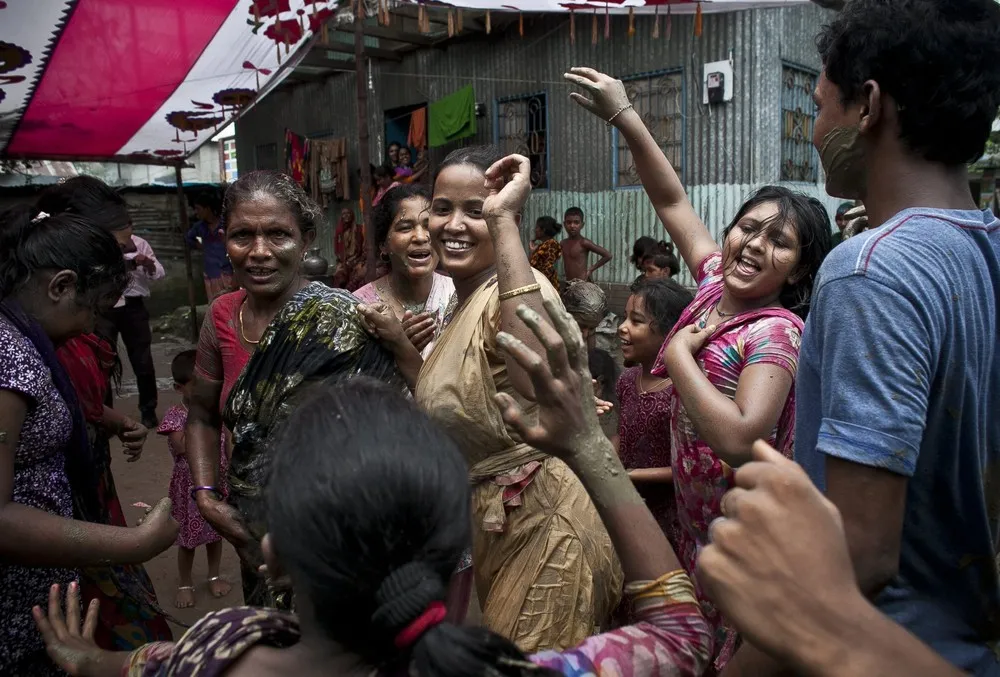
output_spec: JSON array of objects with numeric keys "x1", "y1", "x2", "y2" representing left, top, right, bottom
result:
[{"x1": 726, "y1": 0, "x2": 1000, "y2": 674}]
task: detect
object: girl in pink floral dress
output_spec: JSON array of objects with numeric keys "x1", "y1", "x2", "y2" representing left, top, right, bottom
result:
[
  {"x1": 158, "y1": 350, "x2": 231, "y2": 609},
  {"x1": 564, "y1": 64, "x2": 833, "y2": 674}
]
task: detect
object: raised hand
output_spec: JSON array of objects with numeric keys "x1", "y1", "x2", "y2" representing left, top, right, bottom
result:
[
  {"x1": 33, "y1": 583, "x2": 105, "y2": 676},
  {"x1": 493, "y1": 298, "x2": 604, "y2": 461},
  {"x1": 564, "y1": 67, "x2": 632, "y2": 123},
  {"x1": 482, "y1": 154, "x2": 533, "y2": 225}
]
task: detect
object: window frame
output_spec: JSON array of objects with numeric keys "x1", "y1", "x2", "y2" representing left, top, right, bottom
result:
[
  {"x1": 779, "y1": 61, "x2": 821, "y2": 184},
  {"x1": 492, "y1": 90, "x2": 551, "y2": 191},
  {"x1": 611, "y1": 67, "x2": 685, "y2": 190}
]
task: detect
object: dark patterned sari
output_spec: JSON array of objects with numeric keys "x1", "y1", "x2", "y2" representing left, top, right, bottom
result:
[{"x1": 221, "y1": 283, "x2": 402, "y2": 608}]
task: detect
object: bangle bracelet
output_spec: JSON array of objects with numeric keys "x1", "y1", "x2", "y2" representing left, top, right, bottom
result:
[
  {"x1": 606, "y1": 103, "x2": 633, "y2": 127},
  {"x1": 498, "y1": 283, "x2": 542, "y2": 301},
  {"x1": 191, "y1": 486, "x2": 221, "y2": 501}
]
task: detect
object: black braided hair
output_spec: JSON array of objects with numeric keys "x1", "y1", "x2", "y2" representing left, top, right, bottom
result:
[{"x1": 267, "y1": 379, "x2": 558, "y2": 677}]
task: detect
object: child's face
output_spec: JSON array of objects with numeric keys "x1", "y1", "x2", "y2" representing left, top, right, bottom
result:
[
  {"x1": 564, "y1": 214, "x2": 583, "y2": 237},
  {"x1": 643, "y1": 262, "x2": 669, "y2": 280},
  {"x1": 618, "y1": 294, "x2": 665, "y2": 367}
]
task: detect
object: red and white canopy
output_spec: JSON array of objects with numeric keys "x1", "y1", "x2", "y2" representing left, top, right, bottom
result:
[{"x1": 0, "y1": 0, "x2": 333, "y2": 164}]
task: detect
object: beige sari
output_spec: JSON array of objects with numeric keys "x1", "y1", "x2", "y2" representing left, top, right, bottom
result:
[{"x1": 415, "y1": 270, "x2": 622, "y2": 653}]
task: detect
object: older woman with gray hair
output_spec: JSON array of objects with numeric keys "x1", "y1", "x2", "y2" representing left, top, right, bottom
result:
[{"x1": 184, "y1": 170, "x2": 402, "y2": 608}]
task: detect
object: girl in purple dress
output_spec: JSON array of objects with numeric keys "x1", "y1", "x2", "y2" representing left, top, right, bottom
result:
[
  {"x1": 157, "y1": 350, "x2": 231, "y2": 609},
  {"x1": 0, "y1": 207, "x2": 177, "y2": 675},
  {"x1": 615, "y1": 279, "x2": 693, "y2": 541}
]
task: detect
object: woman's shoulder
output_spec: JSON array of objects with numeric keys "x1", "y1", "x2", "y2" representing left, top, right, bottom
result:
[
  {"x1": 157, "y1": 406, "x2": 188, "y2": 435},
  {"x1": 208, "y1": 289, "x2": 246, "y2": 319},
  {"x1": 0, "y1": 315, "x2": 47, "y2": 392},
  {"x1": 353, "y1": 278, "x2": 384, "y2": 304}
]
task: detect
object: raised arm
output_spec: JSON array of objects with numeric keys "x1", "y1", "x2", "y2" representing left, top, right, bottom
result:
[
  {"x1": 483, "y1": 154, "x2": 551, "y2": 400},
  {"x1": 565, "y1": 67, "x2": 720, "y2": 276},
  {"x1": 494, "y1": 299, "x2": 681, "y2": 581},
  {"x1": 0, "y1": 391, "x2": 176, "y2": 567}
]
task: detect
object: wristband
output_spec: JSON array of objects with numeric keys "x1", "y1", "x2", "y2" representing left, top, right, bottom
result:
[{"x1": 191, "y1": 485, "x2": 222, "y2": 501}]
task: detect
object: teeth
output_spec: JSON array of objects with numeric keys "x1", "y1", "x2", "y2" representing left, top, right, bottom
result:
[{"x1": 444, "y1": 241, "x2": 472, "y2": 251}]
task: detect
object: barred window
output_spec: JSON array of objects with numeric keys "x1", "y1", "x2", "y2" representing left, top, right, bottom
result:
[
  {"x1": 495, "y1": 92, "x2": 548, "y2": 189},
  {"x1": 254, "y1": 142, "x2": 278, "y2": 171},
  {"x1": 614, "y1": 70, "x2": 684, "y2": 187},
  {"x1": 780, "y1": 64, "x2": 819, "y2": 182}
]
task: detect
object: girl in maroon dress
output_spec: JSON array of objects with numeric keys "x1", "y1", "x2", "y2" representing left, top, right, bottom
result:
[
  {"x1": 157, "y1": 350, "x2": 231, "y2": 609},
  {"x1": 615, "y1": 279, "x2": 693, "y2": 540}
]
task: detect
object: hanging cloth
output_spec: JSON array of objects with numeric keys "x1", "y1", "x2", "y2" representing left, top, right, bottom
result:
[
  {"x1": 428, "y1": 86, "x2": 477, "y2": 148},
  {"x1": 408, "y1": 106, "x2": 428, "y2": 149},
  {"x1": 284, "y1": 129, "x2": 309, "y2": 188}
]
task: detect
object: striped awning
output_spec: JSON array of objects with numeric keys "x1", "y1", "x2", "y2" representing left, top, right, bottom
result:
[{"x1": 0, "y1": 0, "x2": 332, "y2": 164}]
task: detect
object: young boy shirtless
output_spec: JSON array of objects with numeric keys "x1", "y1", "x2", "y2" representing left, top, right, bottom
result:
[{"x1": 560, "y1": 207, "x2": 612, "y2": 282}]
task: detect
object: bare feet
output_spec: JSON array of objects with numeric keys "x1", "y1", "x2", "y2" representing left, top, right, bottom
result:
[
  {"x1": 208, "y1": 576, "x2": 232, "y2": 599},
  {"x1": 174, "y1": 586, "x2": 195, "y2": 609}
]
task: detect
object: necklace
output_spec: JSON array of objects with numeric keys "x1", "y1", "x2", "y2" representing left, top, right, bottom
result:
[
  {"x1": 698, "y1": 302, "x2": 737, "y2": 329},
  {"x1": 377, "y1": 278, "x2": 427, "y2": 316},
  {"x1": 638, "y1": 373, "x2": 670, "y2": 395},
  {"x1": 239, "y1": 299, "x2": 261, "y2": 345}
]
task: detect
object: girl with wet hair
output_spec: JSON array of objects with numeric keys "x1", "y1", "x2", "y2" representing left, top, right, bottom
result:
[
  {"x1": 34, "y1": 306, "x2": 712, "y2": 677},
  {"x1": 567, "y1": 66, "x2": 831, "y2": 670}
]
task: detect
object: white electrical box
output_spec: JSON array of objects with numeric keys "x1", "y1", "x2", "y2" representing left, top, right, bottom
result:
[{"x1": 703, "y1": 60, "x2": 734, "y2": 104}]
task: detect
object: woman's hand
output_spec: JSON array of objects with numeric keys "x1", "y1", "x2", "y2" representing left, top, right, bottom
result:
[
  {"x1": 33, "y1": 583, "x2": 108, "y2": 676},
  {"x1": 196, "y1": 494, "x2": 251, "y2": 550},
  {"x1": 666, "y1": 323, "x2": 715, "y2": 363},
  {"x1": 564, "y1": 67, "x2": 632, "y2": 123},
  {"x1": 116, "y1": 417, "x2": 147, "y2": 462},
  {"x1": 133, "y1": 497, "x2": 179, "y2": 561},
  {"x1": 358, "y1": 303, "x2": 410, "y2": 353},
  {"x1": 493, "y1": 299, "x2": 604, "y2": 462},
  {"x1": 401, "y1": 310, "x2": 436, "y2": 353},
  {"x1": 697, "y1": 440, "x2": 856, "y2": 667},
  {"x1": 482, "y1": 154, "x2": 533, "y2": 224}
]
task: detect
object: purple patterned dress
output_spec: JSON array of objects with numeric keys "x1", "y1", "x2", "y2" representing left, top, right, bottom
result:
[
  {"x1": 158, "y1": 405, "x2": 228, "y2": 550},
  {"x1": 0, "y1": 315, "x2": 77, "y2": 676}
]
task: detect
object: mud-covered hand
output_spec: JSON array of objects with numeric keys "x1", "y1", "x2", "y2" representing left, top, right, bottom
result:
[
  {"x1": 401, "y1": 310, "x2": 436, "y2": 354},
  {"x1": 564, "y1": 67, "x2": 631, "y2": 123},
  {"x1": 196, "y1": 494, "x2": 251, "y2": 551},
  {"x1": 33, "y1": 583, "x2": 110, "y2": 677},
  {"x1": 493, "y1": 298, "x2": 604, "y2": 461},
  {"x1": 482, "y1": 154, "x2": 532, "y2": 225},
  {"x1": 117, "y1": 416, "x2": 147, "y2": 462},
  {"x1": 358, "y1": 303, "x2": 410, "y2": 353},
  {"x1": 133, "y1": 497, "x2": 179, "y2": 561},
  {"x1": 697, "y1": 440, "x2": 854, "y2": 667}
]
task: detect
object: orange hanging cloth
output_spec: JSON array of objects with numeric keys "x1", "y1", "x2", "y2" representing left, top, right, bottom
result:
[
  {"x1": 407, "y1": 107, "x2": 428, "y2": 150},
  {"x1": 519, "y1": 11, "x2": 524, "y2": 37},
  {"x1": 653, "y1": 4, "x2": 660, "y2": 38},
  {"x1": 486, "y1": 9, "x2": 492, "y2": 33},
  {"x1": 695, "y1": 1, "x2": 703, "y2": 37},
  {"x1": 628, "y1": 7, "x2": 635, "y2": 38},
  {"x1": 604, "y1": 2, "x2": 610, "y2": 39},
  {"x1": 457, "y1": 8, "x2": 464, "y2": 33},
  {"x1": 592, "y1": 9, "x2": 598, "y2": 44},
  {"x1": 447, "y1": 9, "x2": 455, "y2": 37}
]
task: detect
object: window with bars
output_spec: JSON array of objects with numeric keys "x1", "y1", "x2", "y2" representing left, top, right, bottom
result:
[
  {"x1": 254, "y1": 142, "x2": 278, "y2": 171},
  {"x1": 780, "y1": 64, "x2": 819, "y2": 182},
  {"x1": 495, "y1": 92, "x2": 548, "y2": 189},
  {"x1": 614, "y1": 70, "x2": 684, "y2": 188}
]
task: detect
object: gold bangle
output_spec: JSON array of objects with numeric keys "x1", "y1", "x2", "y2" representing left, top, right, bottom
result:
[{"x1": 498, "y1": 283, "x2": 542, "y2": 301}]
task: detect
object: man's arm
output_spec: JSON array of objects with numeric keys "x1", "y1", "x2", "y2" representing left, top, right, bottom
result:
[{"x1": 583, "y1": 238, "x2": 612, "y2": 279}]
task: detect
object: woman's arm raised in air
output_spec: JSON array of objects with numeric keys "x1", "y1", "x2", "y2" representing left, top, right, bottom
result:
[{"x1": 565, "y1": 67, "x2": 720, "y2": 276}]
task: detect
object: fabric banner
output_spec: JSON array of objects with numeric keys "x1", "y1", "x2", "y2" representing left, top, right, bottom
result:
[{"x1": 429, "y1": 86, "x2": 477, "y2": 148}]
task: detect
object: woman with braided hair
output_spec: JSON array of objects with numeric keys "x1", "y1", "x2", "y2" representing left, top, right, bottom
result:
[{"x1": 31, "y1": 303, "x2": 712, "y2": 677}]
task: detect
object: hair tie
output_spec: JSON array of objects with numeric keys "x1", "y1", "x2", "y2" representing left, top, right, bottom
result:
[
  {"x1": 31, "y1": 211, "x2": 50, "y2": 223},
  {"x1": 393, "y1": 601, "x2": 447, "y2": 649}
]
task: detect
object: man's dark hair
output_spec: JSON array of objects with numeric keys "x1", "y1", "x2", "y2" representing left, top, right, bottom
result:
[{"x1": 817, "y1": 0, "x2": 1000, "y2": 165}]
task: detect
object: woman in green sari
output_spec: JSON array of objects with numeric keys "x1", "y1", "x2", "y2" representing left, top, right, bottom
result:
[{"x1": 185, "y1": 171, "x2": 402, "y2": 609}]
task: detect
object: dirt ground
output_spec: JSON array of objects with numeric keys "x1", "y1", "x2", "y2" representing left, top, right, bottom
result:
[{"x1": 111, "y1": 338, "x2": 242, "y2": 636}]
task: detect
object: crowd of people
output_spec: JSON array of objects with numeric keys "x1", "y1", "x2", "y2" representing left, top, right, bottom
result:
[{"x1": 2, "y1": 0, "x2": 1000, "y2": 675}]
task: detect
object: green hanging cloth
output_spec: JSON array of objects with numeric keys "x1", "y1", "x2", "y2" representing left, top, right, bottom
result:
[{"x1": 428, "y1": 85, "x2": 477, "y2": 148}]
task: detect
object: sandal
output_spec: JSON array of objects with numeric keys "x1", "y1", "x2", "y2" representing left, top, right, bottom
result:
[
  {"x1": 174, "y1": 586, "x2": 196, "y2": 609},
  {"x1": 208, "y1": 576, "x2": 232, "y2": 598}
]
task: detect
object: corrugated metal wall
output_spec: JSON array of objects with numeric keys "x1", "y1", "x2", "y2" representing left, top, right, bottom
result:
[{"x1": 235, "y1": 4, "x2": 837, "y2": 278}]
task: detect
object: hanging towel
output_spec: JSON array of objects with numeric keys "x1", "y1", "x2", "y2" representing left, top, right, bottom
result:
[
  {"x1": 285, "y1": 129, "x2": 309, "y2": 188},
  {"x1": 408, "y1": 106, "x2": 428, "y2": 149},
  {"x1": 428, "y1": 86, "x2": 476, "y2": 148}
]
